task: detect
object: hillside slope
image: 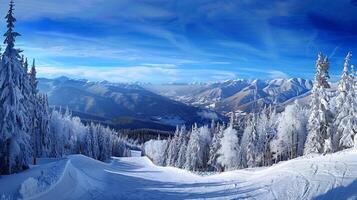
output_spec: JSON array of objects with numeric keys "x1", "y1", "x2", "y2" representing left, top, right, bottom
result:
[{"x1": 1, "y1": 150, "x2": 357, "y2": 199}]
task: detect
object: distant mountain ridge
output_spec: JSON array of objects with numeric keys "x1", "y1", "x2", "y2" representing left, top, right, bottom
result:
[
  {"x1": 145, "y1": 78, "x2": 313, "y2": 113},
  {"x1": 38, "y1": 77, "x2": 224, "y2": 130},
  {"x1": 38, "y1": 76, "x2": 313, "y2": 129}
]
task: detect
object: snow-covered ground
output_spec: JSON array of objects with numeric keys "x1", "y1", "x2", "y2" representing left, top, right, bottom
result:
[{"x1": 2, "y1": 150, "x2": 357, "y2": 200}]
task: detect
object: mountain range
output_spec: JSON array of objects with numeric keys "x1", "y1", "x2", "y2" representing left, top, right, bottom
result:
[
  {"x1": 38, "y1": 77, "x2": 222, "y2": 130},
  {"x1": 145, "y1": 78, "x2": 313, "y2": 114},
  {"x1": 38, "y1": 77, "x2": 313, "y2": 130}
]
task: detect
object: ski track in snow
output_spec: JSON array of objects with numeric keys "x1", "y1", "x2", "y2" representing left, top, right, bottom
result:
[{"x1": 2, "y1": 150, "x2": 357, "y2": 200}]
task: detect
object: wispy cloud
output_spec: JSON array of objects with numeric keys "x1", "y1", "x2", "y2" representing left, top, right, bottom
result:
[
  {"x1": 37, "y1": 65, "x2": 237, "y2": 83},
  {"x1": 267, "y1": 70, "x2": 290, "y2": 79},
  {"x1": 1, "y1": 0, "x2": 355, "y2": 82}
]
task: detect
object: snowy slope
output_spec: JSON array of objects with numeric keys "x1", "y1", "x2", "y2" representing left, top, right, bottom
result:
[{"x1": 2, "y1": 150, "x2": 357, "y2": 200}]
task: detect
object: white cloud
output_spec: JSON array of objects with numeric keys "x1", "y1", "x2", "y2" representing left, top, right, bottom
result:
[
  {"x1": 1, "y1": 0, "x2": 174, "y2": 20},
  {"x1": 142, "y1": 63, "x2": 177, "y2": 68},
  {"x1": 267, "y1": 70, "x2": 290, "y2": 79},
  {"x1": 37, "y1": 65, "x2": 237, "y2": 83},
  {"x1": 237, "y1": 67, "x2": 290, "y2": 79},
  {"x1": 197, "y1": 110, "x2": 218, "y2": 120}
]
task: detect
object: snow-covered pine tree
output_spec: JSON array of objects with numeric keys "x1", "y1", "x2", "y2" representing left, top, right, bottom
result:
[
  {"x1": 20, "y1": 54, "x2": 24, "y2": 68},
  {"x1": 35, "y1": 93, "x2": 51, "y2": 157},
  {"x1": 320, "y1": 56, "x2": 331, "y2": 89},
  {"x1": 89, "y1": 123, "x2": 100, "y2": 160},
  {"x1": 48, "y1": 109, "x2": 65, "y2": 157},
  {"x1": 24, "y1": 57, "x2": 28, "y2": 74},
  {"x1": 29, "y1": 59, "x2": 37, "y2": 94},
  {"x1": 184, "y1": 124, "x2": 200, "y2": 171},
  {"x1": 162, "y1": 135, "x2": 171, "y2": 166},
  {"x1": 0, "y1": 0, "x2": 32, "y2": 174},
  {"x1": 337, "y1": 62, "x2": 357, "y2": 149},
  {"x1": 166, "y1": 126, "x2": 180, "y2": 166},
  {"x1": 304, "y1": 53, "x2": 333, "y2": 155},
  {"x1": 272, "y1": 101, "x2": 308, "y2": 162},
  {"x1": 29, "y1": 59, "x2": 41, "y2": 162},
  {"x1": 184, "y1": 124, "x2": 211, "y2": 171},
  {"x1": 241, "y1": 114, "x2": 259, "y2": 167},
  {"x1": 199, "y1": 125, "x2": 212, "y2": 170},
  {"x1": 351, "y1": 65, "x2": 357, "y2": 140},
  {"x1": 173, "y1": 126, "x2": 186, "y2": 167},
  {"x1": 256, "y1": 105, "x2": 278, "y2": 166},
  {"x1": 175, "y1": 127, "x2": 189, "y2": 168},
  {"x1": 333, "y1": 52, "x2": 354, "y2": 150},
  {"x1": 208, "y1": 123, "x2": 224, "y2": 171},
  {"x1": 217, "y1": 121, "x2": 241, "y2": 171}
]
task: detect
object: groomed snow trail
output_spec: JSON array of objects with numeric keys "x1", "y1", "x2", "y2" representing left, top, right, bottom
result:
[{"x1": 2, "y1": 150, "x2": 357, "y2": 200}]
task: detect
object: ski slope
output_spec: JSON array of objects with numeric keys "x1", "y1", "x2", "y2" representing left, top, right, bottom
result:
[{"x1": 1, "y1": 150, "x2": 357, "y2": 200}]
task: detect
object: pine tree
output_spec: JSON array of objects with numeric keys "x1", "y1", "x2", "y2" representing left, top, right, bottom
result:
[
  {"x1": 0, "y1": 0, "x2": 32, "y2": 174},
  {"x1": 162, "y1": 136, "x2": 171, "y2": 166},
  {"x1": 36, "y1": 94, "x2": 51, "y2": 157},
  {"x1": 337, "y1": 63, "x2": 357, "y2": 149},
  {"x1": 217, "y1": 122, "x2": 241, "y2": 171},
  {"x1": 304, "y1": 53, "x2": 333, "y2": 155},
  {"x1": 166, "y1": 126, "x2": 180, "y2": 166},
  {"x1": 175, "y1": 127, "x2": 188, "y2": 168},
  {"x1": 320, "y1": 56, "x2": 331, "y2": 89},
  {"x1": 184, "y1": 125, "x2": 200, "y2": 171},
  {"x1": 183, "y1": 124, "x2": 211, "y2": 171},
  {"x1": 333, "y1": 52, "x2": 355, "y2": 150},
  {"x1": 24, "y1": 57, "x2": 28, "y2": 74},
  {"x1": 208, "y1": 123, "x2": 224, "y2": 171},
  {"x1": 272, "y1": 101, "x2": 308, "y2": 162},
  {"x1": 241, "y1": 114, "x2": 259, "y2": 167},
  {"x1": 174, "y1": 126, "x2": 186, "y2": 167},
  {"x1": 29, "y1": 59, "x2": 38, "y2": 94}
]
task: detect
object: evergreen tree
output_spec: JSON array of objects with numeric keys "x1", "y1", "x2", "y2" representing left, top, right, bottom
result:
[
  {"x1": 208, "y1": 123, "x2": 224, "y2": 171},
  {"x1": 175, "y1": 128, "x2": 188, "y2": 168},
  {"x1": 217, "y1": 122, "x2": 241, "y2": 171},
  {"x1": 35, "y1": 94, "x2": 51, "y2": 157},
  {"x1": 272, "y1": 101, "x2": 308, "y2": 162},
  {"x1": 338, "y1": 63, "x2": 357, "y2": 149},
  {"x1": 0, "y1": 0, "x2": 32, "y2": 174},
  {"x1": 29, "y1": 59, "x2": 38, "y2": 94},
  {"x1": 256, "y1": 106, "x2": 278, "y2": 166},
  {"x1": 333, "y1": 52, "x2": 354, "y2": 150},
  {"x1": 304, "y1": 53, "x2": 333, "y2": 155},
  {"x1": 24, "y1": 57, "x2": 28, "y2": 74},
  {"x1": 183, "y1": 124, "x2": 211, "y2": 171},
  {"x1": 166, "y1": 127, "x2": 180, "y2": 166},
  {"x1": 242, "y1": 114, "x2": 259, "y2": 167},
  {"x1": 174, "y1": 126, "x2": 186, "y2": 167},
  {"x1": 184, "y1": 125, "x2": 200, "y2": 171}
]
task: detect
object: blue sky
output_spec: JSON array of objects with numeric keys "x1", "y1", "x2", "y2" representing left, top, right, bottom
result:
[{"x1": 1, "y1": 0, "x2": 357, "y2": 83}]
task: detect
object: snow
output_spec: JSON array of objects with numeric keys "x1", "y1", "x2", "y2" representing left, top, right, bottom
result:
[
  {"x1": 130, "y1": 150, "x2": 142, "y2": 157},
  {"x1": 1, "y1": 150, "x2": 357, "y2": 199}
]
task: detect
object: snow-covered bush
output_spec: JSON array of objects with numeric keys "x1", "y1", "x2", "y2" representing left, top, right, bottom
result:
[
  {"x1": 217, "y1": 125, "x2": 241, "y2": 170},
  {"x1": 144, "y1": 139, "x2": 167, "y2": 165},
  {"x1": 271, "y1": 101, "x2": 309, "y2": 161},
  {"x1": 19, "y1": 178, "x2": 39, "y2": 199}
]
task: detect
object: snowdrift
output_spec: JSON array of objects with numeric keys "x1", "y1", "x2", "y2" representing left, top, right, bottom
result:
[{"x1": 1, "y1": 150, "x2": 357, "y2": 200}]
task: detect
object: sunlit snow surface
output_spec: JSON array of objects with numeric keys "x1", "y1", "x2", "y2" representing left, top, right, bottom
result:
[{"x1": 1, "y1": 150, "x2": 357, "y2": 200}]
